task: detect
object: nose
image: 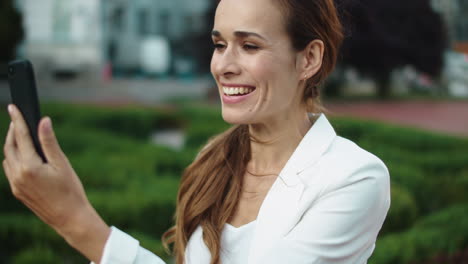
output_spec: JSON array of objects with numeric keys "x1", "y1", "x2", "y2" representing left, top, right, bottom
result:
[{"x1": 212, "y1": 46, "x2": 241, "y2": 78}]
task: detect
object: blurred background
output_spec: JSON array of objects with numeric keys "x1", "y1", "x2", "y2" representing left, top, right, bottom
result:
[
  {"x1": 0, "y1": 0, "x2": 468, "y2": 263},
  {"x1": 0, "y1": 0, "x2": 467, "y2": 135}
]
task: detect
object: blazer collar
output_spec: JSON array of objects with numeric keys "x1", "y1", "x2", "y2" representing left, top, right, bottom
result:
[
  {"x1": 247, "y1": 114, "x2": 336, "y2": 263},
  {"x1": 278, "y1": 113, "x2": 337, "y2": 187}
]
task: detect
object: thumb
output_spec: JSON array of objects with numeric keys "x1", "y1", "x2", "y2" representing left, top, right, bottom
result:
[{"x1": 39, "y1": 117, "x2": 66, "y2": 165}]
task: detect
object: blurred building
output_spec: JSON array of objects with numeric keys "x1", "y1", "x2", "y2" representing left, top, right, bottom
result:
[
  {"x1": 15, "y1": 0, "x2": 102, "y2": 78},
  {"x1": 102, "y1": 0, "x2": 212, "y2": 75},
  {"x1": 431, "y1": 0, "x2": 468, "y2": 53},
  {"x1": 431, "y1": 0, "x2": 468, "y2": 97},
  {"x1": 15, "y1": 0, "x2": 213, "y2": 79}
]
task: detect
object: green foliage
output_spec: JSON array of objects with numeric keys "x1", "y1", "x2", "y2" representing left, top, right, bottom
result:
[
  {"x1": 0, "y1": 102, "x2": 467, "y2": 263},
  {"x1": 11, "y1": 246, "x2": 62, "y2": 264},
  {"x1": 369, "y1": 203, "x2": 468, "y2": 264},
  {"x1": 179, "y1": 104, "x2": 230, "y2": 149},
  {"x1": 42, "y1": 103, "x2": 184, "y2": 140},
  {"x1": 380, "y1": 183, "x2": 419, "y2": 234}
]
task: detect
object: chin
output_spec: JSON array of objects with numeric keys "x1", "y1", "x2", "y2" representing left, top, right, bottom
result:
[
  {"x1": 221, "y1": 108, "x2": 251, "y2": 125},
  {"x1": 221, "y1": 112, "x2": 243, "y2": 125}
]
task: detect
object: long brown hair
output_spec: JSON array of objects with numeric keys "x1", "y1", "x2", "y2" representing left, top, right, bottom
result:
[{"x1": 162, "y1": 1, "x2": 343, "y2": 263}]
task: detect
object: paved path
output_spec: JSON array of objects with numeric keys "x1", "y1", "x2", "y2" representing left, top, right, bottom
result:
[
  {"x1": 325, "y1": 100, "x2": 468, "y2": 138},
  {"x1": 0, "y1": 77, "x2": 214, "y2": 105}
]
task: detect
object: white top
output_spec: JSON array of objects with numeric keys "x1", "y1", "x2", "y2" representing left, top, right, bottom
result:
[
  {"x1": 93, "y1": 114, "x2": 391, "y2": 264},
  {"x1": 96, "y1": 222, "x2": 256, "y2": 264},
  {"x1": 185, "y1": 221, "x2": 257, "y2": 264}
]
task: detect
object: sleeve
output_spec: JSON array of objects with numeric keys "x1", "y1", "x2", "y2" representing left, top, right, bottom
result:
[
  {"x1": 91, "y1": 226, "x2": 167, "y2": 264},
  {"x1": 261, "y1": 161, "x2": 391, "y2": 264}
]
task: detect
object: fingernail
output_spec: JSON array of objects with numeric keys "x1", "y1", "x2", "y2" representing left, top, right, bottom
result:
[
  {"x1": 7, "y1": 104, "x2": 13, "y2": 114},
  {"x1": 44, "y1": 117, "x2": 52, "y2": 131}
]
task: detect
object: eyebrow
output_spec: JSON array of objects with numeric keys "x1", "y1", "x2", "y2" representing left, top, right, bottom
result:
[{"x1": 211, "y1": 30, "x2": 267, "y2": 41}]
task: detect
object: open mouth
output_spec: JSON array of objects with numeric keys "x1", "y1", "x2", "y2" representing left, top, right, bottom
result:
[{"x1": 223, "y1": 86, "x2": 256, "y2": 96}]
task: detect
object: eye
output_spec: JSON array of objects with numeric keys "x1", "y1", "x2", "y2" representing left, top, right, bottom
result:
[
  {"x1": 243, "y1": 44, "x2": 259, "y2": 51},
  {"x1": 213, "y1": 43, "x2": 226, "y2": 51}
]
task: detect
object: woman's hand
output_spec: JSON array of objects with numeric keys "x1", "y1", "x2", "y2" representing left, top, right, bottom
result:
[{"x1": 2, "y1": 104, "x2": 110, "y2": 263}]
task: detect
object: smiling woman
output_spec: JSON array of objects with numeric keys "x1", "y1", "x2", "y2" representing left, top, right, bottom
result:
[{"x1": 2, "y1": 0, "x2": 390, "y2": 264}]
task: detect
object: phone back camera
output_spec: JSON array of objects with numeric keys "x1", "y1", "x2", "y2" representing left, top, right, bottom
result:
[{"x1": 8, "y1": 67, "x2": 15, "y2": 77}]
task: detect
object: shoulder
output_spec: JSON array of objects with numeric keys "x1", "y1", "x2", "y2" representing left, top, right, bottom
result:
[
  {"x1": 300, "y1": 135, "x2": 390, "y2": 197},
  {"x1": 327, "y1": 135, "x2": 388, "y2": 174},
  {"x1": 295, "y1": 135, "x2": 391, "y2": 228}
]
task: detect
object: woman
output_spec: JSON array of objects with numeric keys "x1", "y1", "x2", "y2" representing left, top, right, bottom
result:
[{"x1": 2, "y1": 0, "x2": 390, "y2": 263}]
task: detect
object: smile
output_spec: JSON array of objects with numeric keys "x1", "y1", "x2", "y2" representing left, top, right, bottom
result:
[{"x1": 223, "y1": 86, "x2": 256, "y2": 96}]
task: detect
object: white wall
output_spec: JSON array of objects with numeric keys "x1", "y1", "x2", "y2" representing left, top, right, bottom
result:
[{"x1": 21, "y1": 0, "x2": 54, "y2": 43}]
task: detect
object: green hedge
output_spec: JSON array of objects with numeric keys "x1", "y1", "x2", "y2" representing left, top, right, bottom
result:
[
  {"x1": 369, "y1": 203, "x2": 468, "y2": 264},
  {"x1": 42, "y1": 103, "x2": 185, "y2": 140},
  {"x1": 0, "y1": 102, "x2": 467, "y2": 263},
  {"x1": 12, "y1": 246, "x2": 62, "y2": 264},
  {"x1": 380, "y1": 183, "x2": 419, "y2": 234}
]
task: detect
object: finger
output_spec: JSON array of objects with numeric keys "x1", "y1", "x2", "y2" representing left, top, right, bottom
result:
[
  {"x1": 4, "y1": 122, "x2": 19, "y2": 161},
  {"x1": 8, "y1": 104, "x2": 38, "y2": 161},
  {"x1": 2, "y1": 159, "x2": 14, "y2": 182},
  {"x1": 38, "y1": 117, "x2": 66, "y2": 166}
]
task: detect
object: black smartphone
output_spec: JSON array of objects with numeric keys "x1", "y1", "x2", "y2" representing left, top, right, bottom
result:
[{"x1": 7, "y1": 59, "x2": 47, "y2": 163}]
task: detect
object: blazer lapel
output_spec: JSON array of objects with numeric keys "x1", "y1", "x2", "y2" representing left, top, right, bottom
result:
[
  {"x1": 247, "y1": 114, "x2": 337, "y2": 263},
  {"x1": 247, "y1": 178, "x2": 305, "y2": 263}
]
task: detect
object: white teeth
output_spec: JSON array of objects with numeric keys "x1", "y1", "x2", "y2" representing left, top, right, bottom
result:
[{"x1": 223, "y1": 86, "x2": 255, "y2": 95}]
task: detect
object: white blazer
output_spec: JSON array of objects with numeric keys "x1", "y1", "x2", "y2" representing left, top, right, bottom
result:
[{"x1": 96, "y1": 114, "x2": 391, "y2": 264}]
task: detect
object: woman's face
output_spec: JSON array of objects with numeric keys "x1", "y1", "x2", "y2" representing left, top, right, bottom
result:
[{"x1": 211, "y1": 0, "x2": 305, "y2": 125}]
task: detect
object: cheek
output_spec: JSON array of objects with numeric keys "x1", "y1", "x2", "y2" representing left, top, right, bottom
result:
[
  {"x1": 249, "y1": 53, "x2": 295, "y2": 89},
  {"x1": 210, "y1": 54, "x2": 218, "y2": 76},
  {"x1": 252, "y1": 54, "x2": 299, "y2": 107},
  {"x1": 248, "y1": 55, "x2": 279, "y2": 80}
]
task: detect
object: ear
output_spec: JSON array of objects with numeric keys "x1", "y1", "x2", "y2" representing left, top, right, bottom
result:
[{"x1": 296, "y1": 39, "x2": 324, "y2": 81}]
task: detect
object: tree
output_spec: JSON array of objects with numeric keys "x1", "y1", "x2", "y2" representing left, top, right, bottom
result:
[
  {"x1": 0, "y1": 0, "x2": 24, "y2": 64},
  {"x1": 192, "y1": 0, "x2": 218, "y2": 74},
  {"x1": 334, "y1": 0, "x2": 447, "y2": 98}
]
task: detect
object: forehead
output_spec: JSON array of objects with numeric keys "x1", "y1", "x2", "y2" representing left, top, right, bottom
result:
[{"x1": 213, "y1": 0, "x2": 287, "y2": 38}]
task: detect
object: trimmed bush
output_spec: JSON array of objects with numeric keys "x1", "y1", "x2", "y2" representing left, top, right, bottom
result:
[
  {"x1": 370, "y1": 203, "x2": 468, "y2": 264},
  {"x1": 11, "y1": 246, "x2": 62, "y2": 264},
  {"x1": 0, "y1": 102, "x2": 467, "y2": 263},
  {"x1": 380, "y1": 183, "x2": 419, "y2": 234},
  {"x1": 43, "y1": 103, "x2": 184, "y2": 140}
]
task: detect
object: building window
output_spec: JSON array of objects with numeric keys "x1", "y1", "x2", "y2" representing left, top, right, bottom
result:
[
  {"x1": 456, "y1": 20, "x2": 468, "y2": 41},
  {"x1": 158, "y1": 11, "x2": 170, "y2": 36},
  {"x1": 455, "y1": 0, "x2": 468, "y2": 41},
  {"x1": 53, "y1": 0, "x2": 71, "y2": 42},
  {"x1": 138, "y1": 8, "x2": 150, "y2": 36},
  {"x1": 111, "y1": 7, "x2": 124, "y2": 32}
]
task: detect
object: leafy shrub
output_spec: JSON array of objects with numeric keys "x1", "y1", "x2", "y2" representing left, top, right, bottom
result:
[
  {"x1": 88, "y1": 176, "x2": 179, "y2": 237},
  {"x1": 43, "y1": 103, "x2": 184, "y2": 140},
  {"x1": 380, "y1": 183, "x2": 419, "y2": 234},
  {"x1": 370, "y1": 203, "x2": 468, "y2": 264},
  {"x1": 0, "y1": 103, "x2": 467, "y2": 263},
  {"x1": 11, "y1": 246, "x2": 62, "y2": 264}
]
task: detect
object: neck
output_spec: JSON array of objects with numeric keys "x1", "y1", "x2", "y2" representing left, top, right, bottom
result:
[{"x1": 247, "y1": 109, "x2": 312, "y2": 176}]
